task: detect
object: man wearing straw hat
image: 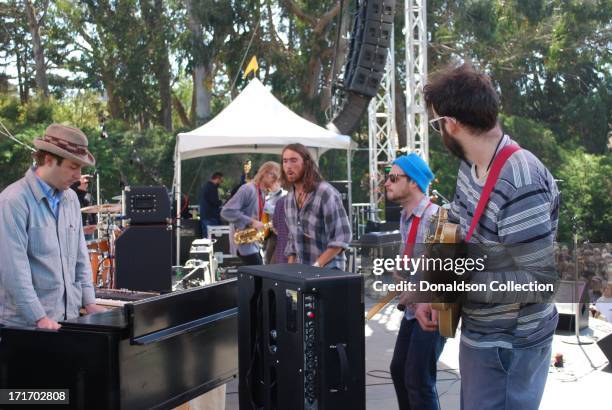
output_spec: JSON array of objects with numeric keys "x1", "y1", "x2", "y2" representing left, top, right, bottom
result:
[{"x1": 0, "y1": 124, "x2": 105, "y2": 330}]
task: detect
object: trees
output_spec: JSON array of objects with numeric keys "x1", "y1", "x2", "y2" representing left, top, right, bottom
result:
[
  {"x1": 23, "y1": 0, "x2": 49, "y2": 99},
  {"x1": 0, "y1": 0, "x2": 608, "y2": 240}
]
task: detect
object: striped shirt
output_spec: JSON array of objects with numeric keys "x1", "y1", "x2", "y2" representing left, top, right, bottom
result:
[
  {"x1": 448, "y1": 135, "x2": 560, "y2": 348},
  {"x1": 284, "y1": 181, "x2": 352, "y2": 270}
]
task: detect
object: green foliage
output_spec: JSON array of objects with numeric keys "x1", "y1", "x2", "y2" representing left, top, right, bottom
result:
[
  {"x1": 500, "y1": 115, "x2": 563, "y2": 172},
  {"x1": 557, "y1": 150, "x2": 612, "y2": 242},
  {"x1": 0, "y1": 0, "x2": 609, "y2": 242}
]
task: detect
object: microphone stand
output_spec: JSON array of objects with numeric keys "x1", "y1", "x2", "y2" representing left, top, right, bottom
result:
[
  {"x1": 96, "y1": 169, "x2": 101, "y2": 239},
  {"x1": 563, "y1": 220, "x2": 594, "y2": 347}
]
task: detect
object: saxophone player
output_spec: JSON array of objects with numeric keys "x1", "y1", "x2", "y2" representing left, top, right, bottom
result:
[{"x1": 221, "y1": 161, "x2": 280, "y2": 265}]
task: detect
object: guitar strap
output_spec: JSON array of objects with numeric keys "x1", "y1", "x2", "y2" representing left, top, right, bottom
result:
[
  {"x1": 465, "y1": 144, "x2": 521, "y2": 242},
  {"x1": 256, "y1": 185, "x2": 264, "y2": 221},
  {"x1": 403, "y1": 202, "x2": 432, "y2": 258}
]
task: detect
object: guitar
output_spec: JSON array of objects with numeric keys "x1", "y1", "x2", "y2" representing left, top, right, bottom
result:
[
  {"x1": 424, "y1": 207, "x2": 463, "y2": 338},
  {"x1": 365, "y1": 207, "x2": 463, "y2": 338}
]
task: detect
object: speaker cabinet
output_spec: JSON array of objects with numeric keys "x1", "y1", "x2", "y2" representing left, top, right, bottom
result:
[
  {"x1": 555, "y1": 281, "x2": 590, "y2": 332},
  {"x1": 597, "y1": 332, "x2": 612, "y2": 363},
  {"x1": 238, "y1": 264, "x2": 365, "y2": 410},
  {"x1": 124, "y1": 186, "x2": 170, "y2": 225},
  {"x1": 115, "y1": 225, "x2": 172, "y2": 292},
  {"x1": 366, "y1": 0, "x2": 395, "y2": 23},
  {"x1": 326, "y1": 92, "x2": 370, "y2": 135},
  {"x1": 328, "y1": 0, "x2": 397, "y2": 134}
]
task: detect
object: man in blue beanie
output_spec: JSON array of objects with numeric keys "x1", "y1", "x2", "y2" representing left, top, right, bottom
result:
[{"x1": 386, "y1": 153, "x2": 446, "y2": 410}]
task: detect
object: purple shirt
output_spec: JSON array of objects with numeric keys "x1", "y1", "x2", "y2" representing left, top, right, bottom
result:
[{"x1": 272, "y1": 196, "x2": 289, "y2": 264}]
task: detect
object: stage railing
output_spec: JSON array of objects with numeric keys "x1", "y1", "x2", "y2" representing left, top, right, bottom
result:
[{"x1": 351, "y1": 203, "x2": 377, "y2": 240}]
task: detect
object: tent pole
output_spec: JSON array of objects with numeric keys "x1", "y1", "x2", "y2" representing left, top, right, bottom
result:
[
  {"x1": 347, "y1": 147, "x2": 353, "y2": 238},
  {"x1": 176, "y1": 149, "x2": 182, "y2": 266}
]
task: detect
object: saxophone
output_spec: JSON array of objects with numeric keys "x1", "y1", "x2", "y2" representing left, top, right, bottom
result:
[{"x1": 234, "y1": 223, "x2": 273, "y2": 244}]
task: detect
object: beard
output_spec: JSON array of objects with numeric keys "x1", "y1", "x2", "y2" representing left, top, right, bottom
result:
[
  {"x1": 441, "y1": 128, "x2": 467, "y2": 161},
  {"x1": 386, "y1": 186, "x2": 411, "y2": 204},
  {"x1": 287, "y1": 167, "x2": 305, "y2": 184}
]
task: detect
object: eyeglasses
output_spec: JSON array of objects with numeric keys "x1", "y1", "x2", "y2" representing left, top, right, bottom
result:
[
  {"x1": 386, "y1": 174, "x2": 410, "y2": 183},
  {"x1": 429, "y1": 116, "x2": 453, "y2": 133}
]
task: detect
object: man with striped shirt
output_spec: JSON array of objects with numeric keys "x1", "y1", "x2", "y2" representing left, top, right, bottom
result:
[{"x1": 417, "y1": 64, "x2": 560, "y2": 410}]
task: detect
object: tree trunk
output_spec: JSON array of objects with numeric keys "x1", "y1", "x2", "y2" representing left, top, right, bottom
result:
[
  {"x1": 284, "y1": 0, "x2": 341, "y2": 121},
  {"x1": 15, "y1": 46, "x2": 27, "y2": 103},
  {"x1": 192, "y1": 64, "x2": 212, "y2": 125},
  {"x1": 24, "y1": 0, "x2": 49, "y2": 99},
  {"x1": 141, "y1": 0, "x2": 173, "y2": 131},
  {"x1": 186, "y1": 0, "x2": 212, "y2": 125},
  {"x1": 102, "y1": 70, "x2": 121, "y2": 119},
  {"x1": 172, "y1": 94, "x2": 191, "y2": 128},
  {"x1": 320, "y1": 5, "x2": 351, "y2": 115}
]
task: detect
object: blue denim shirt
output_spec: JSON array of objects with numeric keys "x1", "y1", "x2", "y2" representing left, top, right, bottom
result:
[
  {"x1": 0, "y1": 168, "x2": 95, "y2": 326},
  {"x1": 35, "y1": 172, "x2": 62, "y2": 218}
]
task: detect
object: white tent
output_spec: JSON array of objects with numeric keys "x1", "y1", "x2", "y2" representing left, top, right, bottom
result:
[
  {"x1": 174, "y1": 78, "x2": 356, "y2": 264},
  {"x1": 177, "y1": 78, "x2": 355, "y2": 159}
]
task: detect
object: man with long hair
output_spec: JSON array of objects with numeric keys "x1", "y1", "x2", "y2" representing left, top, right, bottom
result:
[
  {"x1": 221, "y1": 161, "x2": 280, "y2": 265},
  {"x1": 281, "y1": 143, "x2": 351, "y2": 270},
  {"x1": 418, "y1": 63, "x2": 559, "y2": 410}
]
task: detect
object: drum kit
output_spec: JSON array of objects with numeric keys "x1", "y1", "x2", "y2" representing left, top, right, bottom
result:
[{"x1": 81, "y1": 198, "x2": 125, "y2": 288}]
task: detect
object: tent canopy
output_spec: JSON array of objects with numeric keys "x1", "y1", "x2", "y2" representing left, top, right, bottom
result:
[{"x1": 177, "y1": 78, "x2": 355, "y2": 161}]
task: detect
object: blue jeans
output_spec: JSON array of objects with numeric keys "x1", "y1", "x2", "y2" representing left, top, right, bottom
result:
[
  {"x1": 390, "y1": 317, "x2": 446, "y2": 410},
  {"x1": 201, "y1": 217, "x2": 221, "y2": 238},
  {"x1": 459, "y1": 341, "x2": 552, "y2": 410}
]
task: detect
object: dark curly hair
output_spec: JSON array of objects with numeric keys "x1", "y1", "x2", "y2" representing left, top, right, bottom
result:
[{"x1": 424, "y1": 63, "x2": 500, "y2": 133}]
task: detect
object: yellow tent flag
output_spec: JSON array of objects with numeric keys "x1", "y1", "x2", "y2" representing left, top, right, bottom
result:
[{"x1": 243, "y1": 56, "x2": 259, "y2": 79}]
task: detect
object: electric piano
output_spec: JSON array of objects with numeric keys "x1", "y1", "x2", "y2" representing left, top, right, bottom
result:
[{"x1": 0, "y1": 279, "x2": 238, "y2": 409}]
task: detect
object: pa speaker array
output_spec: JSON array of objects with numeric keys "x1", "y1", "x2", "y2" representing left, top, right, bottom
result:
[{"x1": 328, "y1": 0, "x2": 396, "y2": 135}]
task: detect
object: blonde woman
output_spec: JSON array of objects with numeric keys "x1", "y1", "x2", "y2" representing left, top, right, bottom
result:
[{"x1": 221, "y1": 161, "x2": 280, "y2": 265}]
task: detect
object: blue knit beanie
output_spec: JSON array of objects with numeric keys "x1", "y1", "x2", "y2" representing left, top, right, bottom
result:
[{"x1": 392, "y1": 153, "x2": 434, "y2": 193}]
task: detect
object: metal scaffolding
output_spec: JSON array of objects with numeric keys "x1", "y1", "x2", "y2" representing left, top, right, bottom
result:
[
  {"x1": 368, "y1": 35, "x2": 397, "y2": 221},
  {"x1": 366, "y1": 0, "x2": 428, "y2": 220},
  {"x1": 405, "y1": 0, "x2": 429, "y2": 162}
]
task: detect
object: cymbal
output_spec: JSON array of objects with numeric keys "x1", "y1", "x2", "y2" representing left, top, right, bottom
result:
[
  {"x1": 81, "y1": 204, "x2": 121, "y2": 214},
  {"x1": 112, "y1": 195, "x2": 122, "y2": 201}
]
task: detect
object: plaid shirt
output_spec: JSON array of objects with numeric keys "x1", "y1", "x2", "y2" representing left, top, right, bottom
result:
[{"x1": 284, "y1": 181, "x2": 352, "y2": 270}]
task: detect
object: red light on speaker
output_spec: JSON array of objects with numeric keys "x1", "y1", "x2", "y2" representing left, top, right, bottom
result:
[{"x1": 306, "y1": 311, "x2": 315, "y2": 319}]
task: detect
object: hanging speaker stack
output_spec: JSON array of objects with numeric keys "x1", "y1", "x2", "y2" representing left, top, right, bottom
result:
[{"x1": 328, "y1": 0, "x2": 396, "y2": 135}]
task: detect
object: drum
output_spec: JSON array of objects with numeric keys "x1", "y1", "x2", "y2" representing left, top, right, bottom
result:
[
  {"x1": 87, "y1": 239, "x2": 112, "y2": 287},
  {"x1": 87, "y1": 239, "x2": 110, "y2": 254},
  {"x1": 88, "y1": 250, "x2": 112, "y2": 287}
]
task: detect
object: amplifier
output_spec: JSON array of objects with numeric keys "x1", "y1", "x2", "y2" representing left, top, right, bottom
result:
[
  {"x1": 115, "y1": 225, "x2": 172, "y2": 292},
  {"x1": 124, "y1": 186, "x2": 170, "y2": 225},
  {"x1": 238, "y1": 264, "x2": 365, "y2": 410}
]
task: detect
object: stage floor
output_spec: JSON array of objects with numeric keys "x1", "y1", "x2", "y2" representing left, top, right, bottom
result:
[{"x1": 224, "y1": 294, "x2": 612, "y2": 409}]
